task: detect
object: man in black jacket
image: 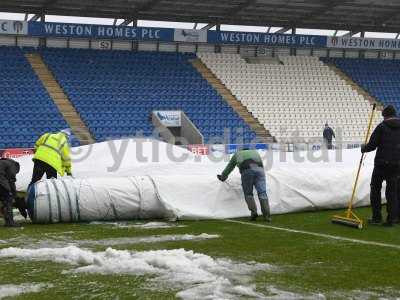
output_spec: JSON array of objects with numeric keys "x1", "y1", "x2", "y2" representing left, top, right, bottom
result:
[
  {"x1": 323, "y1": 123, "x2": 335, "y2": 149},
  {"x1": 0, "y1": 158, "x2": 21, "y2": 227},
  {"x1": 361, "y1": 105, "x2": 400, "y2": 226}
]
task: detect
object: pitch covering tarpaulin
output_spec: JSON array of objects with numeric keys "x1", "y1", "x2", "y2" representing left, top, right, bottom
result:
[{"x1": 16, "y1": 139, "x2": 377, "y2": 223}]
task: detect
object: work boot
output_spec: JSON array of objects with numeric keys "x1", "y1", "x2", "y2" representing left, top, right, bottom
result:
[
  {"x1": 4, "y1": 200, "x2": 20, "y2": 228},
  {"x1": 259, "y1": 195, "x2": 271, "y2": 223},
  {"x1": 367, "y1": 218, "x2": 382, "y2": 225},
  {"x1": 263, "y1": 215, "x2": 271, "y2": 222},
  {"x1": 245, "y1": 195, "x2": 258, "y2": 221}
]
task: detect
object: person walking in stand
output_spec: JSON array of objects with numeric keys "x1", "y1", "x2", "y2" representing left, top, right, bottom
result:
[
  {"x1": 217, "y1": 147, "x2": 271, "y2": 221},
  {"x1": 361, "y1": 105, "x2": 400, "y2": 227},
  {"x1": 0, "y1": 158, "x2": 20, "y2": 227},
  {"x1": 323, "y1": 123, "x2": 335, "y2": 150},
  {"x1": 30, "y1": 129, "x2": 72, "y2": 185}
]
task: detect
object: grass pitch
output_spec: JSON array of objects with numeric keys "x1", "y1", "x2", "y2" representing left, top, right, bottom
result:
[{"x1": 1, "y1": 206, "x2": 400, "y2": 299}]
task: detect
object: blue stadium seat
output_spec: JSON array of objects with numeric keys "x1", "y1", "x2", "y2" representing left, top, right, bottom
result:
[
  {"x1": 40, "y1": 48, "x2": 257, "y2": 143},
  {"x1": 322, "y1": 57, "x2": 400, "y2": 114},
  {"x1": 0, "y1": 46, "x2": 76, "y2": 149}
]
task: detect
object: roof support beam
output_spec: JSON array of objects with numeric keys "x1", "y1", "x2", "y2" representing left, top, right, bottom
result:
[
  {"x1": 193, "y1": 23, "x2": 197, "y2": 29},
  {"x1": 29, "y1": 14, "x2": 44, "y2": 22},
  {"x1": 396, "y1": 33, "x2": 400, "y2": 39},
  {"x1": 119, "y1": 18, "x2": 134, "y2": 26},
  {"x1": 201, "y1": 24, "x2": 216, "y2": 30},
  {"x1": 274, "y1": 27, "x2": 291, "y2": 34}
]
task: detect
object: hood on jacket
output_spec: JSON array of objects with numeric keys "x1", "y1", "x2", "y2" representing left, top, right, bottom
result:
[
  {"x1": 383, "y1": 117, "x2": 400, "y2": 129},
  {"x1": 0, "y1": 158, "x2": 20, "y2": 173}
]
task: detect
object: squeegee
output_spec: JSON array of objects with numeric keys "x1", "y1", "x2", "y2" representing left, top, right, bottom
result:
[{"x1": 331, "y1": 103, "x2": 376, "y2": 229}]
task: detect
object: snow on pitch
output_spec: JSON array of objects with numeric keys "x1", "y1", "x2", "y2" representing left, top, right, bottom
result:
[
  {"x1": 0, "y1": 233, "x2": 218, "y2": 248},
  {"x1": 79, "y1": 233, "x2": 218, "y2": 247},
  {"x1": 0, "y1": 246, "x2": 274, "y2": 299},
  {"x1": 0, "y1": 283, "x2": 49, "y2": 299},
  {"x1": 88, "y1": 221, "x2": 187, "y2": 229}
]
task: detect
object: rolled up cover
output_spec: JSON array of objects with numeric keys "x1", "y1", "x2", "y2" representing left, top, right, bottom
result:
[{"x1": 28, "y1": 176, "x2": 168, "y2": 224}]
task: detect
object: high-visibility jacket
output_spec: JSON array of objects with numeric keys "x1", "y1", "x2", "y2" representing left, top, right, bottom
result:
[{"x1": 33, "y1": 132, "x2": 71, "y2": 176}]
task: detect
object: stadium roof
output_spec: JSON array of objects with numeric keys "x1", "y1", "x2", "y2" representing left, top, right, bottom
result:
[{"x1": 1, "y1": 0, "x2": 400, "y2": 33}]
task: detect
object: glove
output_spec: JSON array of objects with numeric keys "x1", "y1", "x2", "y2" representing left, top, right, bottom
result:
[
  {"x1": 217, "y1": 174, "x2": 227, "y2": 182},
  {"x1": 360, "y1": 144, "x2": 367, "y2": 153}
]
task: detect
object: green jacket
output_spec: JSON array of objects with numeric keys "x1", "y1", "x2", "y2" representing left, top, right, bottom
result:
[
  {"x1": 222, "y1": 149, "x2": 263, "y2": 178},
  {"x1": 33, "y1": 132, "x2": 71, "y2": 176}
]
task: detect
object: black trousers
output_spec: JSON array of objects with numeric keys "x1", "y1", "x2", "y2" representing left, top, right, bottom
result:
[
  {"x1": 324, "y1": 139, "x2": 333, "y2": 150},
  {"x1": 0, "y1": 185, "x2": 13, "y2": 223},
  {"x1": 370, "y1": 164, "x2": 399, "y2": 223},
  {"x1": 0, "y1": 185, "x2": 11, "y2": 206},
  {"x1": 30, "y1": 159, "x2": 57, "y2": 186}
]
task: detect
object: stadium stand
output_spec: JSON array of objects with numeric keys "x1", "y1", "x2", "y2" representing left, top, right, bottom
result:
[
  {"x1": 198, "y1": 53, "x2": 381, "y2": 143},
  {"x1": 0, "y1": 46, "x2": 73, "y2": 149},
  {"x1": 325, "y1": 58, "x2": 399, "y2": 113},
  {"x1": 40, "y1": 48, "x2": 257, "y2": 143}
]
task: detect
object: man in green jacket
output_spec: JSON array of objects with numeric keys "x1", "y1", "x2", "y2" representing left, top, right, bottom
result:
[{"x1": 217, "y1": 147, "x2": 271, "y2": 221}]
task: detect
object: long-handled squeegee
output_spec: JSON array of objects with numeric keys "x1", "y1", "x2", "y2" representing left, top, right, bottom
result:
[{"x1": 331, "y1": 104, "x2": 376, "y2": 229}]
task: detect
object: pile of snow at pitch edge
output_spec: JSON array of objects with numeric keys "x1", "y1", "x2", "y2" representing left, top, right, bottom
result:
[{"x1": 0, "y1": 246, "x2": 278, "y2": 299}]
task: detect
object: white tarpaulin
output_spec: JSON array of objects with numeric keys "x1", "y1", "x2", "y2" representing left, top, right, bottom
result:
[{"x1": 17, "y1": 138, "x2": 377, "y2": 223}]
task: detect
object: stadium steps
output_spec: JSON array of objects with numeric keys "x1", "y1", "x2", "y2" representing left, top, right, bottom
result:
[
  {"x1": 190, "y1": 58, "x2": 274, "y2": 143},
  {"x1": 25, "y1": 53, "x2": 95, "y2": 145},
  {"x1": 325, "y1": 62, "x2": 383, "y2": 111}
]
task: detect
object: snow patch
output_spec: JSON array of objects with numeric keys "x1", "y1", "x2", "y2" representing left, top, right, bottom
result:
[
  {"x1": 0, "y1": 283, "x2": 49, "y2": 299},
  {"x1": 265, "y1": 286, "x2": 326, "y2": 299},
  {"x1": 0, "y1": 246, "x2": 274, "y2": 299},
  {"x1": 89, "y1": 221, "x2": 186, "y2": 229},
  {"x1": 78, "y1": 233, "x2": 219, "y2": 247},
  {"x1": 131, "y1": 222, "x2": 187, "y2": 229},
  {"x1": 0, "y1": 233, "x2": 218, "y2": 249}
]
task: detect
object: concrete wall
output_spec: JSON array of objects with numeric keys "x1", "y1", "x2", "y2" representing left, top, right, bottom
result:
[
  {"x1": 180, "y1": 111, "x2": 203, "y2": 145},
  {"x1": 152, "y1": 113, "x2": 175, "y2": 144}
]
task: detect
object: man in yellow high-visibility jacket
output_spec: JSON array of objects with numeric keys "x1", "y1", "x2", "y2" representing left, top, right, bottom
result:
[{"x1": 30, "y1": 129, "x2": 72, "y2": 185}]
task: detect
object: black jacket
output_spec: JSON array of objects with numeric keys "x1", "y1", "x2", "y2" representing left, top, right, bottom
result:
[
  {"x1": 323, "y1": 127, "x2": 335, "y2": 141},
  {"x1": 0, "y1": 158, "x2": 20, "y2": 195},
  {"x1": 363, "y1": 117, "x2": 400, "y2": 166}
]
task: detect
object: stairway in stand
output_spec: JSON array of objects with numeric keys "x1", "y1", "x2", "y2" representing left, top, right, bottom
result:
[
  {"x1": 191, "y1": 58, "x2": 274, "y2": 143},
  {"x1": 26, "y1": 53, "x2": 95, "y2": 145}
]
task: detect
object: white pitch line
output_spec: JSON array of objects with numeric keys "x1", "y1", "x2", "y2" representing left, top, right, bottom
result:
[{"x1": 225, "y1": 219, "x2": 400, "y2": 250}]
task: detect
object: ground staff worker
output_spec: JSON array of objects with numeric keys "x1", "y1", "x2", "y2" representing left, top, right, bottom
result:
[
  {"x1": 0, "y1": 158, "x2": 20, "y2": 227},
  {"x1": 323, "y1": 123, "x2": 335, "y2": 150},
  {"x1": 361, "y1": 105, "x2": 400, "y2": 227},
  {"x1": 30, "y1": 129, "x2": 72, "y2": 185},
  {"x1": 217, "y1": 147, "x2": 271, "y2": 222}
]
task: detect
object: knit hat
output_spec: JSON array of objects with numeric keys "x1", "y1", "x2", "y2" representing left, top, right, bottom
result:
[{"x1": 382, "y1": 105, "x2": 397, "y2": 118}]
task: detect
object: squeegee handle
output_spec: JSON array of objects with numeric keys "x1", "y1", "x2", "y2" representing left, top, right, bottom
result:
[{"x1": 347, "y1": 104, "x2": 376, "y2": 215}]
